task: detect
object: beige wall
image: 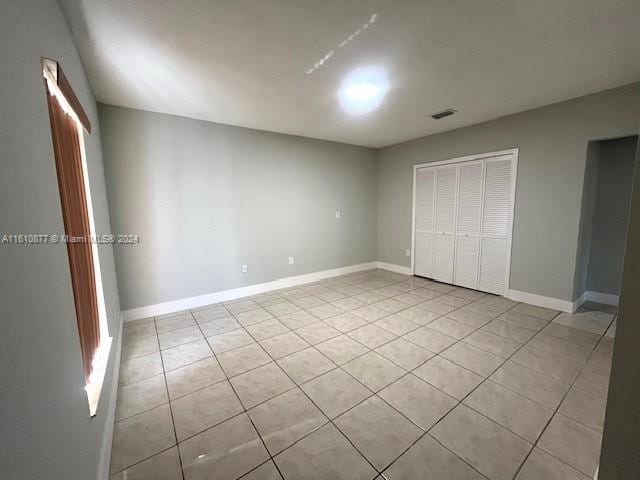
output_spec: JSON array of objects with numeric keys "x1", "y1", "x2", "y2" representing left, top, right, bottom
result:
[
  {"x1": 573, "y1": 141, "x2": 601, "y2": 298},
  {"x1": 599, "y1": 135, "x2": 640, "y2": 479},
  {"x1": 377, "y1": 84, "x2": 640, "y2": 302},
  {"x1": 0, "y1": 1, "x2": 121, "y2": 479},
  {"x1": 587, "y1": 136, "x2": 637, "y2": 295},
  {"x1": 100, "y1": 105, "x2": 378, "y2": 310}
]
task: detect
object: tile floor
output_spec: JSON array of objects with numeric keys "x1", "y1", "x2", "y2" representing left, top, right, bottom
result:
[{"x1": 110, "y1": 269, "x2": 616, "y2": 480}]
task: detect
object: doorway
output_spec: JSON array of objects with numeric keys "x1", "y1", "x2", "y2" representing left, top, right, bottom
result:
[{"x1": 574, "y1": 135, "x2": 638, "y2": 309}]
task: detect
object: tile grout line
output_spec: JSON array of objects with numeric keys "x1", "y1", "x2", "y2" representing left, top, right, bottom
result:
[
  {"x1": 231, "y1": 273, "x2": 446, "y2": 476},
  {"x1": 349, "y1": 281, "x2": 524, "y2": 478},
  {"x1": 189, "y1": 303, "x2": 289, "y2": 480},
  {"x1": 349, "y1": 293, "x2": 596, "y2": 479},
  {"x1": 370, "y1": 296, "x2": 527, "y2": 479},
  {"x1": 121, "y1": 270, "x2": 608, "y2": 479},
  {"x1": 119, "y1": 271, "x2": 496, "y2": 477},
  {"x1": 127, "y1": 312, "x2": 302, "y2": 477},
  {"x1": 279, "y1": 275, "x2": 555, "y2": 477},
  {"x1": 234, "y1": 308, "x2": 385, "y2": 479},
  {"x1": 109, "y1": 318, "x2": 187, "y2": 477},
  {"x1": 123, "y1": 318, "x2": 385, "y2": 420},
  {"x1": 261, "y1": 278, "x2": 505, "y2": 477},
  {"x1": 156, "y1": 312, "x2": 187, "y2": 480},
  {"x1": 510, "y1": 316, "x2": 615, "y2": 480},
  {"x1": 148, "y1": 294, "x2": 597, "y2": 477}
]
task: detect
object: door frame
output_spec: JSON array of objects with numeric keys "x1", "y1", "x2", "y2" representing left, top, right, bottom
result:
[{"x1": 411, "y1": 148, "x2": 519, "y2": 294}]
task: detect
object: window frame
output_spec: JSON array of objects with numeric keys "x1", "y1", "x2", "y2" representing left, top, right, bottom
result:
[{"x1": 43, "y1": 58, "x2": 111, "y2": 417}]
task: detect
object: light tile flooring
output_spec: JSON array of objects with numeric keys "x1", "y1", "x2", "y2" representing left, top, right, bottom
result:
[{"x1": 110, "y1": 269, "x2": 616, "y2": 480}]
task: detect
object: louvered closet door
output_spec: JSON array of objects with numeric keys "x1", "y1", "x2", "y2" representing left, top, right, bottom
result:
[
  {"x1": 454, "y1": 161, "x2": 483, "y2": 289},
  {"x1": 479, "y1": 155, "x2": 514, "y2": 295},
  {"x1": 414, "y1": 168, "x2": 435, "y2": 277},
  {"x1": 433, "y1": 165, "x2": 458, "y2": 283}
]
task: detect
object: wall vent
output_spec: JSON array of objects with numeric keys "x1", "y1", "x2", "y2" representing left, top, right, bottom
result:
[{"x1": 431, "y1": 109, "x2": 457, "y2": 120}]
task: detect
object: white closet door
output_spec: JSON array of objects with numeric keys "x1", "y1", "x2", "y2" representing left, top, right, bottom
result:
[
  {"x1": 479, "y1": 155, "x2": 514, "y2": 295},
  {"x1": 433, "y1": 165, "x2": 458, "y2": 283},
  {"x1": 414, "y1": 168, "x2": 435, "y2": 277},
  {"x1": 454, "y1": 161, "x2": 483, "y2": 289}
]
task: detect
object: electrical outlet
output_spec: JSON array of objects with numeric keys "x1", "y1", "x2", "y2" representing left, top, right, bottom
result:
[
  {"x1": 289, "y1": 257, "x2": 295, "y2": 265},
  {"x1": 241, "y1": 264, "x2": 248, "y2": 273},
  {"x1": 405, "y1": 249, "x2": 411, "y2": 257},
  {"x1": 335, "y1": 210, "x2": 341, "y2": 219}
]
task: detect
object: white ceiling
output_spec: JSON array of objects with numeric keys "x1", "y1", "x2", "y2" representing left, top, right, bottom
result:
[{"x1": 61, "y1": 0, "x2": 640, "y2": 148}]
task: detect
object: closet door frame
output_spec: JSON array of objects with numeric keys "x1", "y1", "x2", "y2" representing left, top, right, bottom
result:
[{"x1": 411, "y1": 148, "x2": 518, "y2": 293}]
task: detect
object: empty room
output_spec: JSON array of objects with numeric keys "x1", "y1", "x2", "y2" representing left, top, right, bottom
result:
[{"x1": 2, "y1": 1, "x2": 640, "y2": 480}]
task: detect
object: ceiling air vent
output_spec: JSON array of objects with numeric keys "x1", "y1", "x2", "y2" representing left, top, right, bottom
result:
[{"x1": 431, "y1": 109, "x2": 457, "y2": 120}]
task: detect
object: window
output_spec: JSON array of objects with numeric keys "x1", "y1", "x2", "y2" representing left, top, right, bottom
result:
[{"x1": 42, "y1": 58, "x2": 111, "y2": 416}]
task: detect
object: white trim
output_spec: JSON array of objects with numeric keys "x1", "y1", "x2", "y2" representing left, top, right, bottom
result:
[
  {"x1": 97, "y1": 315, "x2": 123, "y2": 480},
  {"x1": 505, "y1": 151, "x2": 519, "y2": 296},
  {"x1": 123, "y1": 262, "x2": 377, "y2": 321},
  {"x1": 585, "y1": 290, "x2": 620, "y2": 306},
  {"x1": 451, "y1": 163, "x2": 461, "y2": 284},
  {"x1": 411, "y1": 148, "x2": 519, "y2": 295},
  {"x1": 572, "y1": 291, "x2": 588, "y2": 312},
  {"x1": 507, "y1": 288, "x2": 576, "y2": 313},
  {"x1": 376, "y1": 261, "x2": 412, "y2": 275},
  {"x1": 474, "y1": 159, "x2": 487, "y2": 289},
  {"x1": 566, "y1": 290, "x2": 619, "y2": 314},
  {"x1": 413, "y1": 148, "x2": 520, "y2": 170},
  {"x1": 410, "y1": 166, "x2": 417, "y2": 275}
]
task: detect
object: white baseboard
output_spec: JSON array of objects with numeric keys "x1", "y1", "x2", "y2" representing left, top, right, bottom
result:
[
  {"x1": 509, "y1": 289, "x2": 619, "y2": 313},
  {"x1": 375, "y1": 261, "x2": 412, "y2": 275},
  {"x1": 123, "y1": 262, "x2": 378, "y2": 321},
  {"x1": 123, "y1": 260, "x2": 604, "y2": 321},
  {"x1": 585, "y1": 290, "x2": 619, "y2": 306},
  {"x1": 506, "y1": 289, "x2": 575, "y2": 313},
  {"x1": 569, "y1": 290, "x2": 619, "y2": 314},
  {"x1": 97, "y1": 314, "x2": 123, "y2": 479},
  {"x1": 572, "y1": 291, "x2": 588, "y2": 313}
]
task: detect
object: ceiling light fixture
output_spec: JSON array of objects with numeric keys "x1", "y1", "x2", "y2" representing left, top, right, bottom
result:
[{"x1": 338, "y1": 66, "x2": 389, "y2": 115}]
